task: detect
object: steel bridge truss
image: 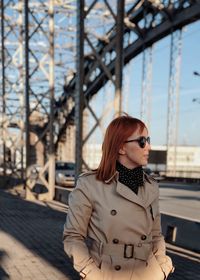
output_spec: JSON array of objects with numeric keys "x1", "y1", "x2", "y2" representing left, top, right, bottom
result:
[
  {"x1": 0, "y1": 0, "x2": 77, "y2": 199},
  {"x1": 0, "y1": 0, "x2": 200, "y2": 199},
  {"x1": 0, "y1": 0, "x2": 24, "y2": 179},
  {"x1": 57, "y1": 0, "x2": 200, "y2": 177}
]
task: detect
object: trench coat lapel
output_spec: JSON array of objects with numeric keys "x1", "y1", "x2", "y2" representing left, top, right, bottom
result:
[
  {"x1": 116, "y1": 181, "x2": 145, "y2": 208},
  {"x1": 115, "y1": 179, "x2": 159, "y2": 209}
]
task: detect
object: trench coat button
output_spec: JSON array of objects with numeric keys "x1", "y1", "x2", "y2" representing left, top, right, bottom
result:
[
  {"x1": 115, "y1": 265, "x2": 121, "y2": 271},
  {"x1": 110, "y1": 209, "x2": 117, "y2": 216},
  {"x1": 141, "y1": 235, "x2": 147, "y2": 240},
  {"x1": 113, "y1": 238, "x2": 119, "y2": 244}
]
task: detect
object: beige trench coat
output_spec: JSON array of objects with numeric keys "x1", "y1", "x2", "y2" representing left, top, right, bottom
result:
[{"x1": 63, "y1": 171, "x2": 173, "y2": 280}]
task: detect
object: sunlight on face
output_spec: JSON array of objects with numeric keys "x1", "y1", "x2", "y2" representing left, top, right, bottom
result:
[{"x1": 118, "y1": 127, "x2": 151, "y2": 169}]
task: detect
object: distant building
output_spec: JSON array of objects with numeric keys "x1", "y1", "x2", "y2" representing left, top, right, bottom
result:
[
  {"x1": 84, "y1": 143, "x2": 102, "y2": 169},
  {"x1": 163, "y1": 146, "x2": 200, "y2": 178},
  {"x1": 85, "y1": 144, "x2": 200, "y2": 179}
]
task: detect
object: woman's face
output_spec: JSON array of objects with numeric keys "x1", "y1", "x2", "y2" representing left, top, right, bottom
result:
[{"x1": 118, "y1": 127, "x2": 151, "y2": 169}]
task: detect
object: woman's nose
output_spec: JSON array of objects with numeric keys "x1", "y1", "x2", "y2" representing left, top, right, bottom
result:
[{"x1": 146, "y1": 143, "x2": 151, "y2": 151}]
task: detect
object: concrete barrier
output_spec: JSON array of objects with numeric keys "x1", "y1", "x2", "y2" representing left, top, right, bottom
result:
[
  {"x1": 161, "y1": 213, "x2": 200, "y2": 253},
  {"x1": 54, "y1": 186, "x2": 71, "y2": 204}
]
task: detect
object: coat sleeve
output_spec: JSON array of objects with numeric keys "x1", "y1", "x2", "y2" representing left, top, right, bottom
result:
[
  {"x1": 151, "y1": 197, "x2": 174, "y2": 279},
  {"x1": 63, "y1": 177, "x2": 102, "y2": 279}
]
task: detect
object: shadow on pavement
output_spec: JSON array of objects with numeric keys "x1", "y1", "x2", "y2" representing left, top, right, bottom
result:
[
  {"x1": 0, "y1": 175, "x2": 24, "y2": 190},
  {"x1": 0, "y1": 189, "x2": 79, "y2": 280},
  {"x1": 0, "y1": 251, "x2": 9, "y2": 280}
]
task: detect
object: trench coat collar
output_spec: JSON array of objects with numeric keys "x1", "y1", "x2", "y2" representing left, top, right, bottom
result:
[{"x1": 105, "y1": 171, "x2": 159, "y2": 209}]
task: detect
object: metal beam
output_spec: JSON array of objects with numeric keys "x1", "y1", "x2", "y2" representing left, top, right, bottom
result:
[
  {"x1": 0, "y1": 0, "x2": 6, "y2": 175},
  {"x1": 24, "y1": 0, "x2": 30, "y2": 177},
  {"x1": 48, "y1": 0, "x2": 55, "y2": 200},
  {"x1": 166, "y1": 29, "x2": 182, "y2": 177},
  {"x1": 75, "y1": 0, "x2": 84, "y2": 178},
  {"x1": 115, "y1": 0, "x2": 125, "y2": 116},
  {"x1": 140, "y1": 46, "x2": 153, "y2": 130}
]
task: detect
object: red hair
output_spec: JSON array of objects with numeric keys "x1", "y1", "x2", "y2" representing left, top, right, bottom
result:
[{"x1": 96, "y1": 115, "x2": 146, "y2": 183}]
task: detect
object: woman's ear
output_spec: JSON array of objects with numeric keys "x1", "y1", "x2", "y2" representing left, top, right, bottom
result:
[{"x1": 119, "y1": 146, "x2": 126, "y2": 155}]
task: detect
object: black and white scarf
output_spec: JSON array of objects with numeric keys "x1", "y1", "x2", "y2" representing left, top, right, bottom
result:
[{"x1": 116, "y1": 161, "x2": 144, "y2": 195}]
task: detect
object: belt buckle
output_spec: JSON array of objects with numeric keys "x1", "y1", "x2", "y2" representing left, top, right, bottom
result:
[
  {"x1": 124, "y1": 244, "x2": 134, "y2": 258},
  {"x1": 80, "y1": 271, "x2": 86, "y2": 279}
]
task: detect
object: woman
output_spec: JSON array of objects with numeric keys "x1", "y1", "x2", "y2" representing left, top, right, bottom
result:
[{"x1": 63, "y1": 115, "x2": 174, "y2": 280}]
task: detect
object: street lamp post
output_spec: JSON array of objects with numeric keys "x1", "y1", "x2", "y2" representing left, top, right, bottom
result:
[
  {"x1": 193, "y1": 71, "x2": 200, "y2": 103},
  {"x1": 193, "y1": 71, "x2": 200, "y2": 77}
]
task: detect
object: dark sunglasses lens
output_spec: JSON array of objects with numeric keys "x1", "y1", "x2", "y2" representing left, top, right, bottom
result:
[
  {"x1": 138, "y1": 137, "x2": 146, "y2": 148},
  {"x1": 138, "y1": 137, "x2": 150, "y2": 148}
]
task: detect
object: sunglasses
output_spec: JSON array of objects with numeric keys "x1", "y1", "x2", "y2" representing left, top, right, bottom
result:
[{"x1": 124, "y1": 136, "x2": 150, "y2": 148}]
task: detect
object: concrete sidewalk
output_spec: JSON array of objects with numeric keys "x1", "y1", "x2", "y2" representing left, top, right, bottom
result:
[{"x1": 0, "y1": 186, "x2": 200, "y2": 280}]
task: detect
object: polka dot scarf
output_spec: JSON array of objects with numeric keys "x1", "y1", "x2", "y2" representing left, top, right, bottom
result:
[{"x1": 116, "y1": 161, "x2": 144, "y2": 195}]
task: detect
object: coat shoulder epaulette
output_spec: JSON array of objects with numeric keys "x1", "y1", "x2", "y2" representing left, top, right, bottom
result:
[
  {"x1": 143, "y1": 171, "x2": 158, "y2": 184},
  {"x1": 78, "y1": 170, "x2": 97, "y2": 178}
]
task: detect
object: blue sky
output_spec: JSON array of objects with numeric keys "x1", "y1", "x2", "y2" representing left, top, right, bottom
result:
[{"x1": 124, "y1": 20, "x2": 200, "y2": 146}]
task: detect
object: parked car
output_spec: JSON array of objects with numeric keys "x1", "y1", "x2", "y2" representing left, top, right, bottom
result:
[{"x1": 55, "y1": 161, "x2": 75, "y2": 187}]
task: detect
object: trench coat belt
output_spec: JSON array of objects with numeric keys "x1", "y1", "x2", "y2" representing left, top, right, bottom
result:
[{"x1": 90, "y1": 240, "x2": 152, "y2": 261}]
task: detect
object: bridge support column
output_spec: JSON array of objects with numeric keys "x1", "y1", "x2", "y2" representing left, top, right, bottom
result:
[
  {"x1": 75, "y1": 0, "x2": 84, "y2": 179},
  {"x1": 115, "y1": 0, "x2": 125, "y2": 116},
  {"x1": 24, "y1": 0, "x2": 55, "y2": 201},
  {"x1": 166, "y1": 30, "x2": 182, "y2": 177}
]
